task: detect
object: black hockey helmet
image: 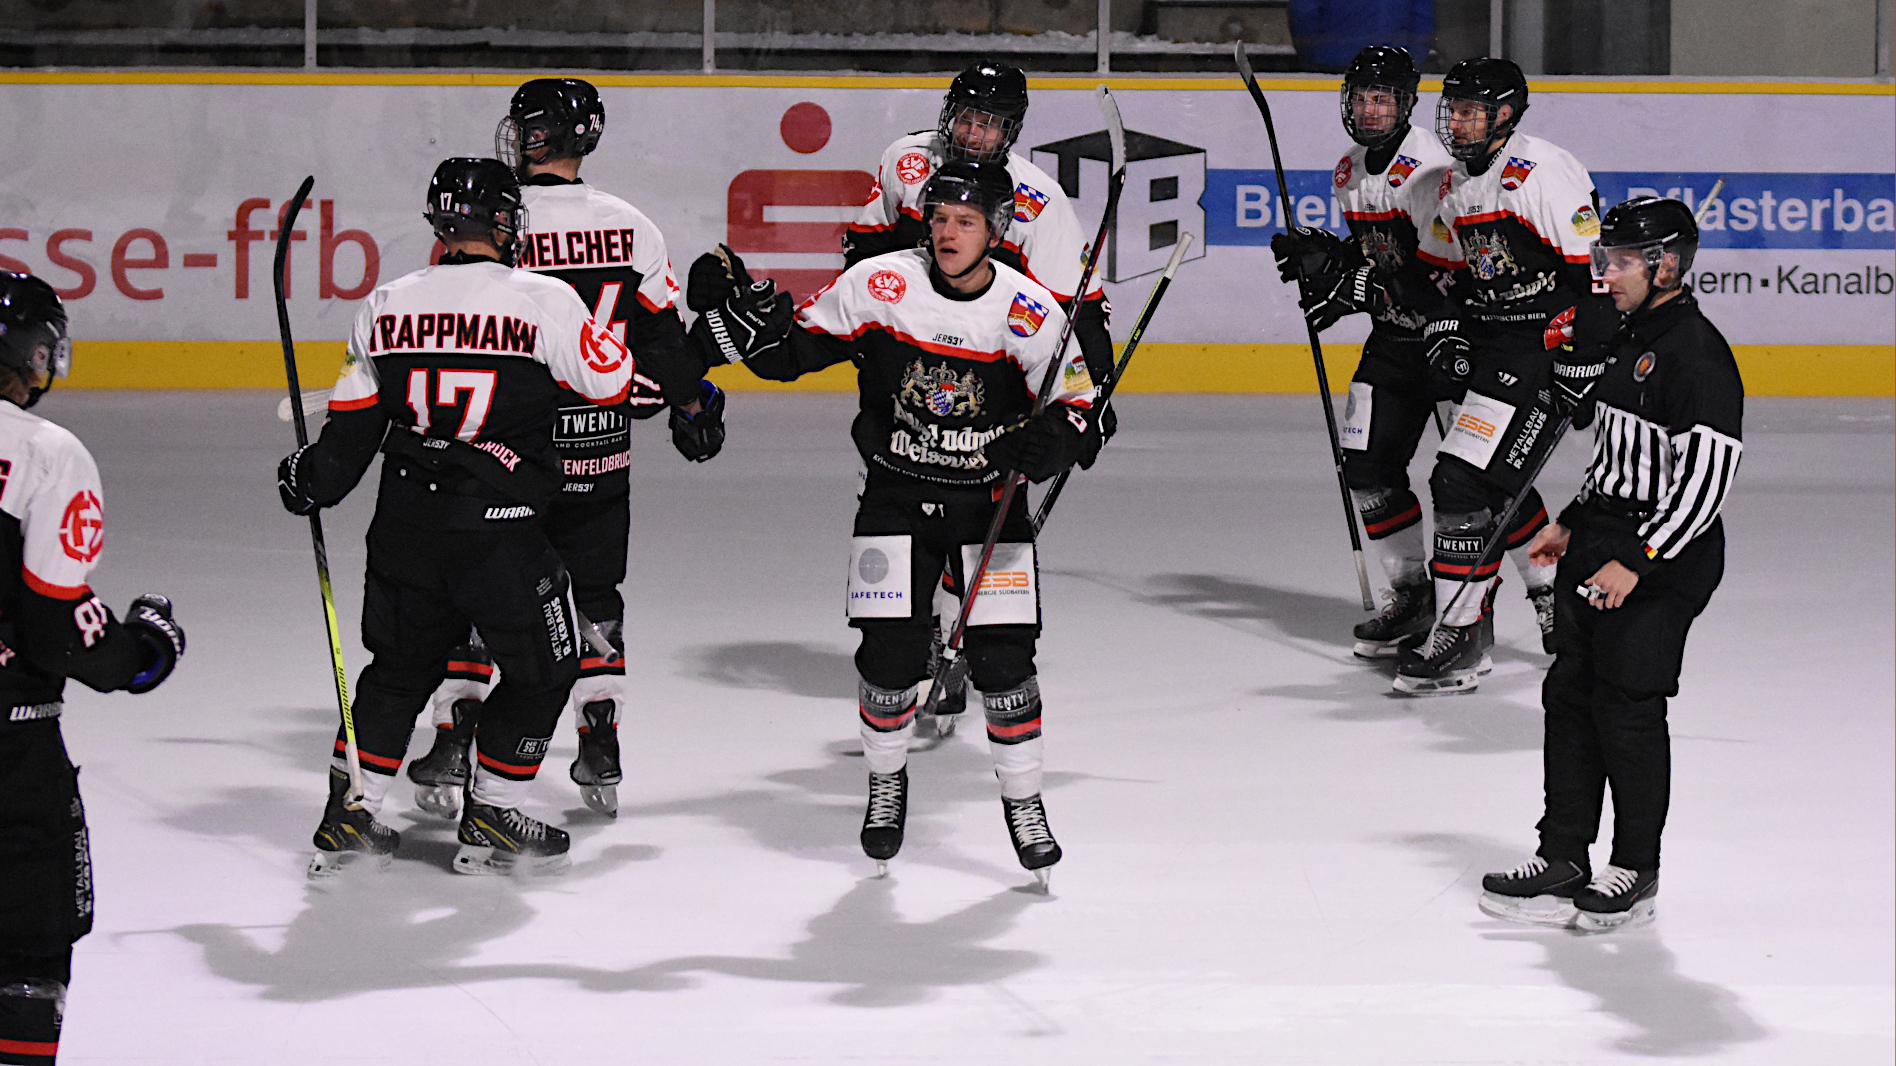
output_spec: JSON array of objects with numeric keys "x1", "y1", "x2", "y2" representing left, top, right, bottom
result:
[
  {"x1": 1340, "y1": 45, "x2": 1420, "y2": 148},
  {"x1": 496, "y1": 77, "x2": 605, "y2": 173},
  {"x1": 921, "y1": 160, "x2": 1015, "y2": 240},
  {"x1": 938, "y1": 59, "x2": 1029, "y2": 164},
  {"x1": 0, "y1": 273, "x2": 71, "y2": 408},
  {"x1": 1435, "y1": 57, "x2": 1529, "y2": 162},
  {"x1": 1593, "y1": 196, "x2": 1699, "y2": 287},
  {"x1": 425, "y1": 158, "x2": 528, "y2": 263}
]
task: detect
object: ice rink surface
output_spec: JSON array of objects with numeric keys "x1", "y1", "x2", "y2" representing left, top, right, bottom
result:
[{"x1": 39, "y1": 390, "x2": 1894, "y2": 1064}]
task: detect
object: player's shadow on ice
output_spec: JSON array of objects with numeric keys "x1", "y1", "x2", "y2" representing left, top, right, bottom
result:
[
  {"x1": 1138, "y1": 573, "x2": 1363, "y2": 645},
  {"x1": 1401, "y1": 832, "x2": 1766, "y2": 1057},
  {"x1": 686, "y1": 640, "x2": 856, "y2": 700}
]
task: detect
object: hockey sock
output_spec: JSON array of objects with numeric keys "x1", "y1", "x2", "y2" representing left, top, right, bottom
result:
[
  {"x1": 1432, "y1": 509, "x2": 1500, "y2": 627},
  {"x1": 432, "y1": 636, "x2": 497, "y2": 728},
  {"x1": 0, "y1": 978, "x2": 64, "y2": 1066},
  {"x1": 1507, "y1": 544, "x2": 1556, "y2": 593},
  {"x1": 983, "y1": 679, "x2": 1044, "y2": 800},
  {"x1": 857, "y1": 679, "x2": 916, "y2": 776},
  {"x1": 329, "y1": 760, "x2": 394, "y2": 812},
  {"x1": 1353, "y1": 486, "x2": 1427, "y2": 588},
  {"x1": 1503, "y1": 490, "x2": 1554, "y2": 592},
  {"x1": 469, "y1": 765, "x2": 529, "y2": 809}
]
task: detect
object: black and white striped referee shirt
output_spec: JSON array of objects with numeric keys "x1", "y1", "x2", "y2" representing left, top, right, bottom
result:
[{"x1": 1574, "y1": 289, "x2": 1744, "y2": 573}]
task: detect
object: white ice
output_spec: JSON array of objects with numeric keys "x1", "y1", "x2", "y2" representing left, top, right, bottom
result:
[{"x1": 42, "y1": 391, "x2": 1894, "y2": 1064}]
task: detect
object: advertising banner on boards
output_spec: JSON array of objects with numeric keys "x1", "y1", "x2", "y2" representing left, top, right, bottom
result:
[{"x1": 0, "y1": 75, "x2": 1888, "y2": 391}]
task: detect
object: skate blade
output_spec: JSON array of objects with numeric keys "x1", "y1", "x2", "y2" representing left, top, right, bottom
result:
[
  {"x1": 1574, "y1": 899, "x2": 1656, "y2": 933},
  {"x1": 413, "y1": 785, "x2": 463, "y2": 820},
  {"x1": 1478, "y1": 891, "x2": 1577, "y2": 927},
  {"x1": 934, "y1": 711, "x2": 960, "y2": 738},
  {"x1": 580, "y1": 784, "x2": 619, "y2": 818},
  {"x1": 451, "y1": 845, "x2": 571, "y2": 877},
  {"x1": 1353, "y1": 639, "x2": 1404, "y2": 660},
  {"x1": 875, "y1": 860, "x2": 889, "y2": 878},
  {"x1": 1033, "y1": 868, "x2": 1051, "y2": 891},
  {"x1": 1391, "y1": 654, "x2": 1494, "y2": 696},
  {"x1": 306, "y1": 849, "x2": 391, "y2": 881}
]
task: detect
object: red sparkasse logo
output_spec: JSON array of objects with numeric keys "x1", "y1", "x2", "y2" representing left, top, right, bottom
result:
[
  {"x1": 896, "y1": 152, "x2": 932, "y2": 185},
  {"x1": 867, "y1": 269, "x2": 907, "y2": 303},
  {"x1": 1333, "y1": 157, "x2": 1353, "y2": 189},
  {"x1": 60, "y1": 489, "x2": 103, "y2": 562},
  {"x1": 580, "y1": 318, "x2": 629, "y2": 373}
]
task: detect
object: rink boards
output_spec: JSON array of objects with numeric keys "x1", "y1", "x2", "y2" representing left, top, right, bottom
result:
[{"x1": 0, "y1": 71, "x2": 1889, "y2": 395}]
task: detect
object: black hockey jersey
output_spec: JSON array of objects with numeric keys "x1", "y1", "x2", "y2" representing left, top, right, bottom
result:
[
  {"x1": 748, "y1": 248, "x2": 1095, "y2": 487},
  {"x1": 303, "y1": 255, "x2": 634, "y2": 527}
]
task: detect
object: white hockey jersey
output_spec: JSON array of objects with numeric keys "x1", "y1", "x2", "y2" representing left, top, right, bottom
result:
[
  {"x1": 0, "y1": 402, "x2": 104, "y2": 602},
  {"x1": 848, "y1": 132, "x2": 1105, "y2": 304},
  {"x1": 1330, "y1": 124, "x2": 1458, "y2": 335}
]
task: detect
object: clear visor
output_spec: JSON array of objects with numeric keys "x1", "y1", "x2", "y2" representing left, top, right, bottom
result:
[
  {"x1": 1588, "y1": 241, "x2": 1664, "y2": 279},
  {"x1": 48, "y1": 335, "x2": 70, "y2": 379}
]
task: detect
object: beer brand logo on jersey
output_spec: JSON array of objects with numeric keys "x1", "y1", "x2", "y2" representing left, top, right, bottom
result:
[
  {"x1": 1500, "y1": 157, "x2": 1537, "y2": 191},
  {"x1": 867, "y1": 269, "x2": 907, "y2": 303},
  {"x1": 1333, "y1": 157, "x2": 1353, "y2": 189},
  {"x1": 896, "y1": 151, "x2": 932, "y2": 185},
  {"x1": 1357, "y1": 225, "x2": 1403, "y2": 274},
  {"x1": 1463, "y1": 231, "x2": 1519, "y2": 280},
  {"x1": 899, "y1": 359, "x2": 984, "y2": 418},
  {"x1": 60, "y1": 489, "x2": 103, "y2": 563},
  {"x1": 1387, "y1": 155, "x2": 1420, "y2": 188},
  {"x1": 1571, "y1": 204, "x2": 1601, "y2": 237},
  {"x1": 1013, "y1": 184, "x2": 1049, "y2": 222},
  {"x1": 580, "y1": 317, "x2": 629, "y2": 373},
  {"x1": 1007, "y1": 293, "x2": 1048, "y2": 337}
]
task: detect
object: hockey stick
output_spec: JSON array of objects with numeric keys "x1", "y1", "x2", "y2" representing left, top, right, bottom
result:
[
  {"x1": 275, "y1": 175, "x2": 365, "y2": 804},
  {"x1": 1236, "y1": 42, "x2": 1375, "y2": 612},
  {"x1": 1031, "y1": 231, "x2": 1194, "y2": 534},
  {"x1": 920, "y1": 85, "x2": 1127, "y2": 718},
  {"x1": 1420, "y1": 179, "x2": 1727, "y2": 648}
]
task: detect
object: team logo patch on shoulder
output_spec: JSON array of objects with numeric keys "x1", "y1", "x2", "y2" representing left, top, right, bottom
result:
[
  {"x1": 1333, "y1": 157, "x2": 1353, "y2": 189},
  {"x1": 1007, "y1": 293, "x2": 1048, "y2": 337},
  {"x1": 896, "y1": 151, "x2": 932, "y2": 185},
  {"x1": 1571, "y1": 204, "x2": 1601, "y2": 236},
  {"x1": 1633, "y1": 351, "x2": 1657, "y2": 382},
  {"x1": 581, "y1": 317, "x2": 629, "y2": 373},
  {"x1": 60, "y1": 489, "x2": 103, "y2": 563},
  {"x1": 1437, "y1": 171, "x2": 1454, "y2": 200},
  {"x1": 867, "y1": 269, "x2": 907, "y2": 303},
  {"x1": 1061, "y1": 354, "x2": 1093, "y2": 393},
  {"x1": 1387, "y1": 154, "x2": 1419, "y2": 188},
  {"x1": 1013, "y1": 183, "x2": 1049, "y2": 222},
  {"x1": 1499, "y1": 157, "x2": 1536, "y2": 191}
]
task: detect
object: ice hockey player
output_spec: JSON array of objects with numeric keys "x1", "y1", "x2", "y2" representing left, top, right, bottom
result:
[
  {"x1": 1481, "y1": 196, "x2": 1742, "y2": 932},
  {"x1": 0, "y1": 273, "x2": 185, "y2": 1066},
  {"x1": 406, "y1": 78, "x2": 723, "y2": 821},
  {"x1": 845, "y1": 60, "x2": 1113, "y2": 732},
  {"x1": 278, "y1": 158, "x2": 633, "y2": 877},
  {"x1": 688, "y1": 160, "x2": 1096, "y2": 886},
  {"x1": 1394, "y1": 57, "x2": 1614, "y2": 694},
  {"x1": 1266, "y1": 44, "x2": 1459, "y2": 657}
]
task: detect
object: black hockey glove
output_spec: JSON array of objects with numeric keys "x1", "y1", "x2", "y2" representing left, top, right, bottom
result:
[
  {"x1": 1552, "y1": 299, "x2": 1625, "y2": 425},
  {"x1": 1075, "y1": 402, "x2": 1116, "y2": 470},
  {"x1": 1268, "y1": 227, "x2": 1353, "y2": 286},
  {"x1": 686, "y1": 244, "x2": 754, "y2": 314},
  {"x1": 1423, "y1": 317, "x2": 1472, "y2": 386},
  {"x1": 123, "y1": 594, "x2": 185, "y2": 694},
  {"x1": 277, "y1": 446, "x2": 321, "y2": 516},
  {"x1": 1301, "y1": 262, "x2": 1378, "y2": 332},
  {"x1": 670, "y1": 381, "x2": 726, "y2": 462},
  {"x1": 690, "y1": 281, "x2": 793, "y2": 366},
  {"x1": 985, "y1": 407, "x2": 1085, "y2": 484}
]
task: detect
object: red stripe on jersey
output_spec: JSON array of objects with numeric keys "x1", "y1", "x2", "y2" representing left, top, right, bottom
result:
[
  {"x1": 986, "y1": 717, "x2": 1042, "y2": 738},
  {"x1": 1454, "y1": 209, "x2": 1591, "y2": 263},
  {"x1": 1365, "y1": 502, "x2": 1423, "y2": 535},
  {"x1": 447, "y1": 659, "x2": 494, "y2": 677},
  {"x1": 846, "y1": 221, "x2": 897, "y2": 235},
  {"x1": 636, "y1": 288, "x2": 671, "y2": 314},
  {"x1": 335, "y1": 740, "x2": 403, "y2": 770},
  {"x1": 1344, "y1": 208, "x2": 1405, "y2": 223},
  {"x1": 799, "y1": 320, "x2": 1011, "y2": 365},
  {"x1": 0, "y1": 1037, "x2": 59, "y2": 1056},
  {"x1": 1415, "y1": 248, "x2": 1460, "y2": 268},
  {"x1": 898, "y1": 205, "x2": 924, "y2": 222},
  {"x1": 557, "y1": 378, "x2": 633, "y2": 407},
  {"x1": 22, "y1": 567, "x2": 88, "y2": 599},
  {"x1": 1505, "y1": 505, "x2": 1550, "y2": 546},
  {"x1": 328, "y1": 394, "x2": 378, "y2": 412}
]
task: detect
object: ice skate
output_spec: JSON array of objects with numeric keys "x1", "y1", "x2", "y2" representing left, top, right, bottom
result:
[
  {"x1": 1528, "y1": 585, "x2": 1557, "y2": 653},
  {"x1": 1353, "y1": 582, "x2": 1434, "y2": 659},
  {"x1": 860, "y1": 768, "x2": 908, "y2": 875},
  {"x1": 453, "y1": 795, "x2": 571, "y2": 876},
  {"x1": 1391, "y1": 619, "x2": 1494, "y2": 695},
  {"x1": 915, "y1": 627, "x2": 968, "y2": 745},
  {"x1": 569, "y1": 699, "x2": 622, "y2": 817},
  {"x1": 307, "y1": 767, "x2": 400, "y2": 879},
  {"x1": 1002, "y1": 794, "x2": 1062, "y2": 889},
  {"x1": 1478, "y1": 856, "x2": 1589, "y2": 927},
  {"x1": 406, "y1": 698, "x2": 477, "y2": 818},
  {"x1": 1572, "y1": 865, "x2": 1658, "y2": 932}
]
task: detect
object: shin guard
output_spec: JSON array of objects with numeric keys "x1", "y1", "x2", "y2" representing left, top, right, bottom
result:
[
  {"x1": 1504, "y1": 489, "x2": 1555, "y2": 592},
  {"x1": 1432, "y1": 509, "x2": 1500, "y2": 627},
  {"x1": 0, "y1": 978, "x2": 64, "y2": 1066},
  {"x1": 1353, "y1": 486, "x2": 1427, "y2": 588},
  {"x1": 857, "y1": 679, "x2": 917, "y2": 775},
  {"x1": 983, "y1": 678, "x2": 1044, "y2": 800},
  {"x1": 431, "y1": 633, "x2": 496, "y2": 728}
]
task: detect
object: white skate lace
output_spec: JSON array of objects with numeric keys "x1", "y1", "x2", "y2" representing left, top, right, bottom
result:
[
  {"x1": 865, "y1": 773, "x2": 904, "y2": 829},
  {"x1": 1500, "y1": 856, "x2": 1549, "y2": 881},
  {"x1": 1417, "y1": 624, "x2": 1462, "y2": 659},
  {"x1": 1006, "y1": 798, "x2": 1053, "y2": 846},
  {"x1": 500, "y1": 807, "x2": 547, "y2": 842},
  {"x1": 1586, "y1": 865, "x2": 1639, "y2": 897}
]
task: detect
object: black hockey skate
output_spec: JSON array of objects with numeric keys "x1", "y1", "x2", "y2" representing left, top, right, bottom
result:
[
  {"x1": 1573, "y1": 865, "x2": 1658, "y2": 932},
  {"x1": 1353, "y1": 582, "x2": 1435, "y2": 659},
  {"x1": 1528, "y1": 584, "x2": 1557, "y2": 653},
  {"x1": 453, "y1": 795, "x2": 571, "y2": 876},
  {"x1": 308, "y1": 767, "x2": 400, "y2": 879},
  {"x1": 569, "y1": 699, "x2": 623, "y2": 817},
  {"x1": 1392, "y1": 618, "x2": 1494, "y2": 695},
  {"x1": 860, "y1": 768, "x2": 908, "y2": 876},
  {"x1": 1002, "y1": 794, "x2": 1062, "y2": 889},
  {"x1": 407, "y1": 698, "x2": 477, "y2": 818},
  {"x1": 1478, "y1": 856, "x2": 1589, "y2": 927}
]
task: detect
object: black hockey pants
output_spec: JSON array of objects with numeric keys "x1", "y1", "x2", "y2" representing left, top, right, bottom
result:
[
  {"x1": 1537, "y1": 508, "x2": 1725, "y2": 872},
  {"x1": 548, "y1": 479, "x2": 630, "y2": 682},
  {"x1": 342, "y1": 512, "x2": 581, "y2": 784},
  {"x1": 0, "y1": 720, "x2": 87, "y2": 1066}
]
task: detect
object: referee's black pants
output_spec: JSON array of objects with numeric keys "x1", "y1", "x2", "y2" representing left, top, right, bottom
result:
[{"x1": 1536, "y1": 509, "x2": 1724, "y2": 872}]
